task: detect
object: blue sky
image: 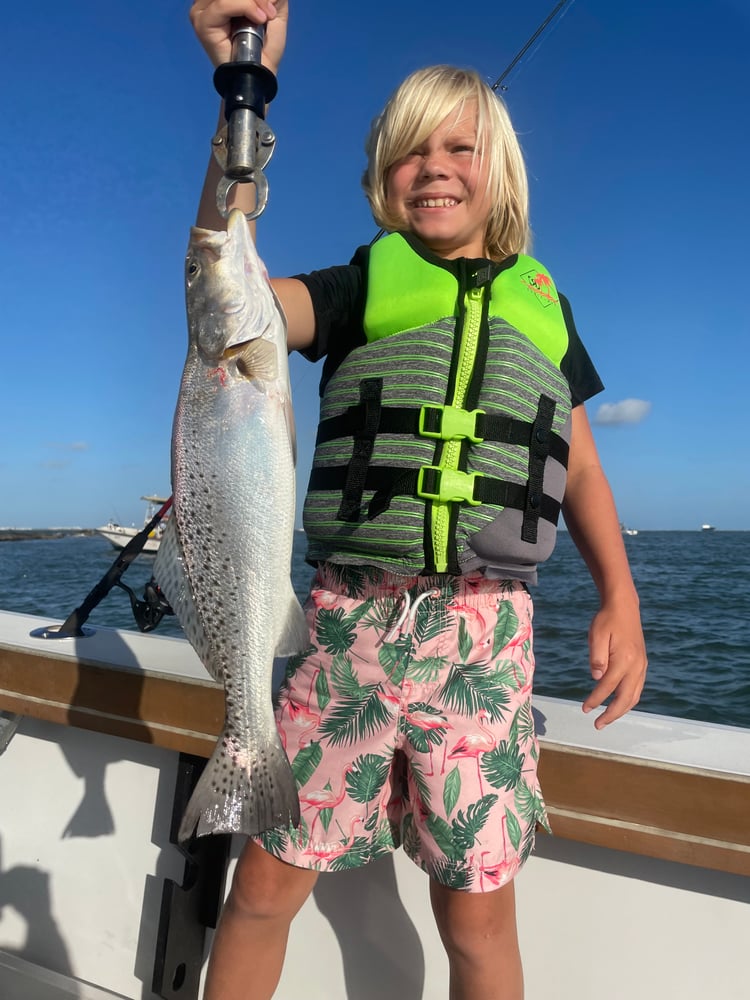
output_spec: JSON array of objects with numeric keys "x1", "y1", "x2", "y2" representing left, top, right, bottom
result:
[{"x1": 1, "y1": 0, "x2": 748, "y2": 530}]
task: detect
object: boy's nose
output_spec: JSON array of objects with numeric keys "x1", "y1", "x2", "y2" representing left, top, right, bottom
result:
[{"x1": 418, "y1": 152, "x2": 449, "y2": 178}]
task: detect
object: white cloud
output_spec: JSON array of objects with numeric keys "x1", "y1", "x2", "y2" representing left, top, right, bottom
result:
[
  {"x1": 45, "y1": 441, "x2": 90, "y2": 452},
  {"x1": 592, "y1": 399, "x2": 651, "y2": 426}
]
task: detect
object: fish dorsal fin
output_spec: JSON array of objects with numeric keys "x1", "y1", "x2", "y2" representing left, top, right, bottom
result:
[{"x1": 153, "y1": 517, "x2": 221, "y2": 682}]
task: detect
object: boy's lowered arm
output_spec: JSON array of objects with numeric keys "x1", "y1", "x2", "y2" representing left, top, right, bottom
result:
[{"x1": 562, "y1": 405, "x2": 648, "y2": 729}]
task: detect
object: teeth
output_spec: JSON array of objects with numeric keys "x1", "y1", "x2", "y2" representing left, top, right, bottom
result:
[{"x1": 413, "y1": 198, "x2": 458, "y2": 208}]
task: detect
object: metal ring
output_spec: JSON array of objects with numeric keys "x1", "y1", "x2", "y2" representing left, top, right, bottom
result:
[{"x1": 216, "y1": 171, "x2": 269, "y2": 222}]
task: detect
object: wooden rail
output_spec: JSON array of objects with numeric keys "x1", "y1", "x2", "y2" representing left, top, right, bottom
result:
[{"x1": 1, "y1": 618, "x2": 748, "y2": 877}]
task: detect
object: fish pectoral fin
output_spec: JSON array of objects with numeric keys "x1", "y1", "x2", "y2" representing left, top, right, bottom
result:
[
  {"x1": 275, "y1": 582, "x2": 309, "y2": 657},
  {"x1": 153, "y1": 517, "x2": 221, "y2": 682},
  {"x1": 230, "y1": 338, "x2": 278, "y2": 382}
]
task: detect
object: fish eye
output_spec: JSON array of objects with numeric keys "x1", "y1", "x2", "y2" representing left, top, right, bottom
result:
[{"x1": 187, "y1": 260, "x2": 200, "y2": 277}]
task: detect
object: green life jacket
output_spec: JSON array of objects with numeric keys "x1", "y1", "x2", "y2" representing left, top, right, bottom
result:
[{"x1": 303, "y1": 233, "x2": 574, "y2": 579}]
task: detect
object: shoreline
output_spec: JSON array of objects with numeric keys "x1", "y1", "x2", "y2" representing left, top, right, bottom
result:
[{"x1": 0, "y1": 529, "x2": 97, "y2": 542}]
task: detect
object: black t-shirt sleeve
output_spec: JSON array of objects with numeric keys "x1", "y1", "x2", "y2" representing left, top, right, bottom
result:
[
  {"x1": 559, "y1": 293, "x2": 605, "y2": 407},
  {"x1": 292, "y1": 264, "x2": 364, "y2": 363}
]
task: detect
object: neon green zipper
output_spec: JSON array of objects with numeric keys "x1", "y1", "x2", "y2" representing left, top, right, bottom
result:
[{"x1": 430, "y1": 285, "x2": 484, "y2": 572}]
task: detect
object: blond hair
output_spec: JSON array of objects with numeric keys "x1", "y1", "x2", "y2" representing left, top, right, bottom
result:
[{"x1": 363, "y1": 66, "x2": 531, "y2": 260}]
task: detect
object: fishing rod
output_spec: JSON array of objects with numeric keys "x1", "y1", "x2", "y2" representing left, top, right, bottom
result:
[
  {"x1": 491, "y1": 0, "x2": 574, "y2": 92},
  {"x1": 212, "y1": 19, "x2": 278, "y2": 221},
  {"x1": 32, "y1": 498, "x2": 174, "y2": 640}
]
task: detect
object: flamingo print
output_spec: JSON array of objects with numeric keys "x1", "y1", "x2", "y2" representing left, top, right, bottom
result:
[
  {"x1": 299, "y1": 764, "x2": 354, "y2": 840},
  {"x1": 403, "y1": 702, "x2": 452, "y2": 777},
  {"x1": 447, "y1": 709, "x2": 497, "y2": 795},
  {"x1": 303, "y1": 816, "x2": 363, "y2": 864},
  {"x1": 502, "y1": 614, "x2": 532, "y2": 687},
  {"x1": 280, "y1": 666, "x2": 322, "y2": 748},
  {"x1": 471, "y1": 814, "x2": 519, "y2": 889}
]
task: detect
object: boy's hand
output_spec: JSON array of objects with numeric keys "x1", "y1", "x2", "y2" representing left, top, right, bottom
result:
[
  {"x1": 190, "y1": 1, "x2": 288, "y2": 73},
  {"x1": 582, "y1": 598, "x2": 648, "y2": 729}
]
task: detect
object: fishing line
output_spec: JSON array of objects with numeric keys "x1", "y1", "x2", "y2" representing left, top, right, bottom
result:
[{"x1": 491, "y1": 0, "x2": 576, "y2": 92}]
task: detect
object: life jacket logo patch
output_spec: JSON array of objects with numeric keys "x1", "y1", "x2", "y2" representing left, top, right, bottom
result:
[{"x1": 519, "y1": 270, "x2": 559, "y2": 307}]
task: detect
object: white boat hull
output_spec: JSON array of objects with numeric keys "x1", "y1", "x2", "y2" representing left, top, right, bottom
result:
[{"x1": 95, "y1": 523, "x2": 161, "y2": 554}]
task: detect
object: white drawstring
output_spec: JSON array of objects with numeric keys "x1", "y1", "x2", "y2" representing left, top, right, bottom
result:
[{"x1": 383, "y1": 587, "x2": 440, "y2": 642}]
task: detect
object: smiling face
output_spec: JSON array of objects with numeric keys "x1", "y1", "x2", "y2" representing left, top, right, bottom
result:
[{"x1": 385, "y1": 102, "x2": 492, "y2": 260}]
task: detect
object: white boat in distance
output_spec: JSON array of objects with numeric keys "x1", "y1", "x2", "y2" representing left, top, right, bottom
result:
[
  {"x1": 95, "y1": 495, "x2": 170, "y2": 554},
  {"x1": 620, "y1": 523, "x2": 638, "y2": 536},
  {"x1": 701, "y1": 523, "x2": 716, "y2": 532}
]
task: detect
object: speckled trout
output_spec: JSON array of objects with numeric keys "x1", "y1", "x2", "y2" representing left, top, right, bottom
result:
[{"x1": 154, "y1": 209, "x2": 306, "y2": 840}]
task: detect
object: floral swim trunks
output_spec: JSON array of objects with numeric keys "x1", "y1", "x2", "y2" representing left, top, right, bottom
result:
[{"x1": 257, "y1": 562, "x2": 550, "y2": 892}]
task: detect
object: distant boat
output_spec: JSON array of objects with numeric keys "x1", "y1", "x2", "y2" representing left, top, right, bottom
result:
[
  {"x1": 620, "y1": 523, "x2": 639, "y2": 536},
  {"x1": 701, "y1": 524, "x2": 716, "y2": 532},
  {"x1": 95, "y1": 495, "x2": 170, "y2": 554}
]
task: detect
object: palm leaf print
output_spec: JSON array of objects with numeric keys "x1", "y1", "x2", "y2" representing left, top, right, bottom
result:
[
  {"x1": 258, "y1": 826, "x2": 288, "y2": 858},
  {"x1": 458, "y1": 615, "x2": 473, "y2": 662},
  {"x1": 492, "y1": 600, "x2": 519, "y2": 657},
  {"x1": 412, "y1": 598, "x2": 452, "y2": 646},
  {"x1": 409, "y1": 759, "x2": 433, "y2": 813},
  {"x1": 327, "y1": 834, "x2": 373, "y2": 870},
  {"x1": 319, "y1": 791, "x2": 334, "y2": 833},
  {"x1": 283, "y1": 642, "x2": 317, "y2": 682},
  {"x1": 292, "y1": 740, "x2": 323, "y2": 786},
  {"x1": 509, "y1": 700, "x2": 535, "y2": 745},
  {"x1": 505, "y1": 806, "x2": 523, "y2": 853},
  {"x1": 438, "y1": 661, "x2": 512, "y2": 721},
  {"x1": 406, "y1": 654, "x2": 448, "y2": 684},
  {"x1": 426, "y1": 812, "x2": 458, "y2": 859},
  {"x1": 443, "y1": 766, "x2": 462, "y2": 817},
  {"x1": 318, "y1": 686, "x2": 393, "y2": 747},
  {"x1": 451, "y1": 794, "x2": 500, "y2": 853},
  {"x1": 330, "y1": 653, "x2": 364, "y2": 698},
  {"x1": 481, "y1": 740, "x2": 525, "y2": 791},
  {"x1": 377, "y1": 636, "x2": 413, "y2": 686},
  {"x1": 401, "y1": 702, "x2": 450, "y2": 752},
  {"x1": 519, "y1": 823, "x2": 537, "y2": 864},
  {"x1": 402, "y1": 812, "x2": 421, "y2": 859},
  {"x1": 493, "y1": 658, "x2": 523, "y2": 690},
  {"x1": 428, "y1": 858, "x2": 474, "y2": 891},
  {"x1": 324, "y1": 563, "x2": 371, "y2": 598},
  {"x1": 515, "y1": 778, "x2": 551, "y2": 833},
  {"x1": 347, "y1": 753, "x2": 391, "y2": 804},
  {"x1": 315, "y1": 668, "x2": 331, "y2": 710},
  {"x1": 315, "y1": 607, "x2": 359, "y2": 654}
]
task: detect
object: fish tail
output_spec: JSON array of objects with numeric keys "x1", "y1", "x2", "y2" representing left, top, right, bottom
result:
[{"x1": 178, "y1": 730, "x2": 300, "y2": 842}]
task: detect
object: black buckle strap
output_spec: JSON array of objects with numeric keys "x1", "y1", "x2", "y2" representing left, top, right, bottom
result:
[
  {"x1": 336, "y1": 378, "x2": 383, "y2": 523},
  {"x1": 309, "y1": 464, "x2": 561, "y2": 528},
  {"x1": 317, "y1": 403, "x2": 568, "y2": 466},
  {"x1": 522, "y1": 395, "x2": 556, "y2": 544}
]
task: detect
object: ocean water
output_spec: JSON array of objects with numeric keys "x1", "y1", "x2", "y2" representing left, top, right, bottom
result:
[{"x1": 0, "y1": 530, "x2": 748, "y2": 730}]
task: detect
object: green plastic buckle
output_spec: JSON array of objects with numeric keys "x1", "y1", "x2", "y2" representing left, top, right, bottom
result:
[
  {"x1": 418, "y1": 405, "x2": 484, "y2": 442},
  {"x1": 416, "y1": 466, "x2": 482, "y2": 506}
]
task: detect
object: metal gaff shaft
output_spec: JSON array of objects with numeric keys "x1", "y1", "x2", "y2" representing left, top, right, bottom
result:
[
  {"x1": 224, "y1": 23, "x2": 265, "y2": 179},
  {"x1": 212, "y1": 19, "x2": 278, "y2": 219}
]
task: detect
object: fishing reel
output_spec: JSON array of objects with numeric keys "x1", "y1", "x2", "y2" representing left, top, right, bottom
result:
[{"x1": 117, "y1": 577, "x2": 175, "y2": 634}]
